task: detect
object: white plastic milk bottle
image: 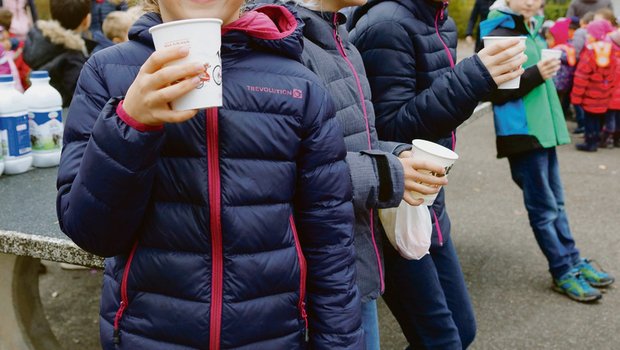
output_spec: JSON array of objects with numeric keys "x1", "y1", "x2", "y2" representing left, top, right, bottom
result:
[
  {"x1": 25, "y1": 71, "x2": 63, "y2": 167},
  {"x1": 0, "y1": 74, "x2": 32, "y2": 174}
]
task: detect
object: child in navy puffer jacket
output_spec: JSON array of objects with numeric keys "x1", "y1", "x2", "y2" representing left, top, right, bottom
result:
[{"x1": 56, "y1": 0, "x2": 364, "y2": 349}]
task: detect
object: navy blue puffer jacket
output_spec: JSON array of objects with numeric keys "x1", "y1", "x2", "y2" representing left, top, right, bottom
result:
[
  {"x1": 57, "y1": 6, "x2": 363, "y2": 350},
  {"x1": 349, "y1": 0, "x2": 496, "y2": 246}
]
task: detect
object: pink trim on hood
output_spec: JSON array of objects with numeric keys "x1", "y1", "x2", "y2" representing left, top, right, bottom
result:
[{"x1": 222, "y1": 5, "x2": 297, "y2": 40}]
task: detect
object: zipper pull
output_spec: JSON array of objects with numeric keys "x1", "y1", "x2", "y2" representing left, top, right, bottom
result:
[
  {"x1": 300, "y1": 301, "x2": 309, "y2": 342},
  {"x1": 113, "y1": 329, "x2": 121, "y2": 345}
]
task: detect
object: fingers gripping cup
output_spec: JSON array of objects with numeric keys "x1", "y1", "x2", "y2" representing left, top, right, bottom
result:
[
  {"x1": 409, "y1": 139, "x2": 459, "y2": 206},
  {"x1": 149, "y1": 19, "x2": 223, "y2": 110},
  {"x1": 482, "y1": 36, "x2": 527, "y2": 89}
]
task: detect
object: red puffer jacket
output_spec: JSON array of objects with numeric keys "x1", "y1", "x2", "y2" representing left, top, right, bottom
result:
[
  {"x1": 571, "y1": 42, "x2": 617, "y2": 114},
  {"x1": 608, "y1": 32, "x2": 620, "y2": 110}
]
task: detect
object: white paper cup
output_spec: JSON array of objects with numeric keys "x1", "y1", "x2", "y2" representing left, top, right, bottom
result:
[
  {"x1": 540, "y1": 49, "x2": 562, "y2": 77},
  {"x1": 541, "y1": 48, "x2": 562, "y2": 61},
  {"x1": 149, "y1": 18, "x2": 223, "y2": 111},
  {"x1": 482, "y1": 36, "x2": 527, "y2": 89},
  {"x1": 409, "y1": 139, "x2": 459, "y2": 206}
]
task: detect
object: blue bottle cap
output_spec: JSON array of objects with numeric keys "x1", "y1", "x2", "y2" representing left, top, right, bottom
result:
[
  {"x1": 30, "y1": 71, "x2": 50, "y2": 79},
  {"x1": 0, "y1": 74, "x2": 13, "y2": 83}
]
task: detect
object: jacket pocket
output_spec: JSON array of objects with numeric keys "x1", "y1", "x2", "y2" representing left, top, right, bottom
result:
[
  {"x1": 289, "y1": 214, "x2": 309, "y2": 342},
  {"x1": 112, "y1": 241, "x2": 139, "y2": 345}
]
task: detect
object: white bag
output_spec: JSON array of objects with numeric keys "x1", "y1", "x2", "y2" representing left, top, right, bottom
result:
[{"x1": 378, "y1": 201, "x2": 433, "y2": 260}]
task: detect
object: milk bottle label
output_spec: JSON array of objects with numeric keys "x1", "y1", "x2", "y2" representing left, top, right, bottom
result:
[
  {"x1": 0, "y1": 114, "x2": 32, "y2": 159},
  {"x1": 28, "y1": 109, "x2": 63, "y2": 151}
]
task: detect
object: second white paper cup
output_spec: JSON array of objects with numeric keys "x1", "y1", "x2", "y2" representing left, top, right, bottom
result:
[
  {"x1": 540, "y1": 49, "x2": 562, "y2": 76},
  {"x1": 409, "y1": 139, "x2": 459, "y2": 206},
  {"x1": 482, "y1": 36, "x2": 527, "y2": 89},
  {"x1": 149, "y1": 18, "x2": 223, "y2": 111}
]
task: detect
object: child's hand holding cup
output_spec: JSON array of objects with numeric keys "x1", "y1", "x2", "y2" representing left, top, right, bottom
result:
[
  {"x1": 539, "y1": 49, "x2": 562, "y2": 79},
  {"x1": 149, "y1": 18, "x2": 223, "y2": 111},
  {"x1": 481, "y1": 36, "x2": 528, "y2": 89},
  {"x1": 406, "y1": 139, "x2": 459, "y2": 206}
]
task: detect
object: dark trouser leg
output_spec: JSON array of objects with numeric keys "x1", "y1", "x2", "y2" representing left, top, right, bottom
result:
[{"x1": 382, "y1": 236, "x2": 473, "y2": 349}]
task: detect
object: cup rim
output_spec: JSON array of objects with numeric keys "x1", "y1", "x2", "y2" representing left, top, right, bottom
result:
[
  {"x1": 411, "y1": 139, "x2": 459, "y2": 161},
  {"x1": 149, "y1": 18, "x2": 223, "y2": 34}
]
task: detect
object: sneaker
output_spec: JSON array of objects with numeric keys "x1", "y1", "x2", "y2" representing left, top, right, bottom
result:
[
  {"x1": 573, "y1": 126, "x2": 585, "y2": 134},
  {"x1": 575, "y1": 143, "x2": 597, "y2": 152},
  {"x1": 575, "y1": 258, "x2": 615, "y2": 287},
  {"x1": 553, "y1": 270, "x2": 602, "y2": 302}
]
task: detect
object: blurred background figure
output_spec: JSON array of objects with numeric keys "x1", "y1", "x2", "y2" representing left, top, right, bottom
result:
[
  {"x1": 90, "y1": 0, "x2": 127, "y2": 34},
  {"x1": 566, "y1": 0, "x2": 613, "y2": 19},
  {"x1": 465, "y1": 0, "x2": 494, "y2": 52},
  {"x1": 0, "y1": 0, "x2": 38, "y2": 40},
  {"x1": 92, "y1": 9, "x2": 131, "y2": 53}
]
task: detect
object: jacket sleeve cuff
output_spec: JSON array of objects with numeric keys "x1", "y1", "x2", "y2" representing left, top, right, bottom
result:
[
  {"x1": 360, "y1": 150, "x2": 404, "y2": 209},
  {"x1": 376, "y1": 140, "x2": 412, "y2": 156},
  {"x1": 117, "y1": 100, "x2": 164, "y2": 132},
  {"x1": 471, "y1": 54, "x2": 497, "y2": 91}
]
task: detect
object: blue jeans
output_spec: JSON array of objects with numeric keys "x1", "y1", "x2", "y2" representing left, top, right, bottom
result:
[
  {"x1": 361, "y1": 299, "x2": 380, "y2": 350},
  {"x1": 382, "y1": 236, "x2": 476, "y2": 350},
  {"x1": 508, "y1": 148, "x2": 580, "y2": 279}
]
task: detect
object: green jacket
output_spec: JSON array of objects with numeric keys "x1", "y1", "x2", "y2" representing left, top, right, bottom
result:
[{"x1": 481, "y1": 10, "x2": 570, "y2": 158}]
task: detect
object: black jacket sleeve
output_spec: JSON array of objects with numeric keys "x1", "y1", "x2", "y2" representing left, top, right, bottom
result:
[{"x1": 485, "y1": 65, "x2": 545, "y2": 105}]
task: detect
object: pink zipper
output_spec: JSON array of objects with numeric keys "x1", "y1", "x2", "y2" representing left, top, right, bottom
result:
[
  {"x1": 434, "y1": 3, "x2": 457, "y2": 152},
  {"x1": 207, "y1": 107, "x2": 223, "y2": 350},
  {"x1": 435, "y1": 2, "x2": 455, "y2": 69},
  {"x1": 289, "y1": 215, "x2": 309, "y2": 341},
  {"x1": 112, "y1": 241, "x2": 140, "y2": 345},
  {"x1": 434, "y1": 2, "x2": 454, "y2": 247},
  {"x1": 333, "y1": 13, "x2": 385, "y2": 293},
  {"x1": 431, "y1": 209, "x2": 443, "y2": 246}
]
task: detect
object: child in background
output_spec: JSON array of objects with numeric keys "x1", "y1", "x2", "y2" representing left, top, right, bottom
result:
[
  {"x1": 102, "y1": 10, "x2": 131, "y2": 44},
  {"x1": 594, "y1": 7, "x2": 617, "y2": 26},
  {"x1": 484, "y1": 0, "x2": 615, "y2": 303},
  {"x1": 549, "y1": 18, "x2": 577, "y2": 118},
  {"x1": 542, "y1": 20, "x2": 555, "y2": 47},
  {"x1": 571, "y1": 19, "x2": 617, "y2": 152},
  {"x1": 91, "y1": 10, "x2": 131, "y2": 53},
  {"x1": 0, "y1": 0, "x2": 38, "y2": 40},
  {"x1": 593, "y1": 8, "x2": 619, "y2": 148},
  {"x1": 0, "y1": 8, "x2": 29, "y2": 88},
  {"x1": 604, "y1": 28, "x2": 620, "y2": 148},
  {"x1": 573, "y1": 12, "x2": 595, "y2": 57},
  {"x1": 23, "y1": 0, "x2": 92, "y2": 107},
  {"x1": 90, "y1": 0, "x2": 127, "y2": 34},
  {"x1": 0, "y1": 24, "x2": 22, "y2": 90},
  {"x1": 571, "y1": 12, "x2": 595, "y2": 134}
]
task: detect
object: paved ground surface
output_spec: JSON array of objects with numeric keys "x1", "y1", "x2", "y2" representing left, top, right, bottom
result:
[{"x1": 39, "y1": 40, "x2": 620, "y2": 349}]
